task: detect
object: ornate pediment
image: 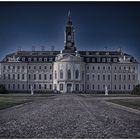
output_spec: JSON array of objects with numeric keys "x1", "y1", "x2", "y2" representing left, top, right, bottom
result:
[{"x1": 55, "y1": 53, "x2": 82, "y2": 62}]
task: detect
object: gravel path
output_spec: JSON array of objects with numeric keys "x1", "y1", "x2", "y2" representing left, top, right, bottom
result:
[{"x1": 0, "y1": 94, "x2": 140, "y2": 138}]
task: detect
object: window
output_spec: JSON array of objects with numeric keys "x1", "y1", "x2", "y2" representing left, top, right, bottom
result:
[
  {"x1": 107, "y1": 58, "x2": 111, "y2": 62},
  {"x1": 28, "y1": 66, "x2": 31, "y2": 69},
  {"x1": 133, "y1": 75, "x2": 135, "y2": 80},
  {"x1": 108, "y1": 66, "x2": 110, "y2": 70},
  {"x1": 103, "y1": 66, "x2": 105, "y2": 70},
  {"x1": 13, "y1": 84, "x2": 15, "y2": 89},
  {"x1": 50, "y1": 84, "x2": 52, "y2": 90},
  {"x1": 39, "y1": 66, "x2": 41, "y2": 69},
  {"x1": 60, "y1": 69, "x2": 63, "y2": 79},
  {"x1": 13, "y1": 74, "x2": 15, "y2": 80},
  {"x1": 17, "y1": 74, "x2": 20, "y2": 80},
  {"x1": 22, "y1": 74, "x2": 24, "y2": 80},
  {"x1": 119, "y1": 67, "x2": 121, "y2": 70},
  {"x1": 102, "y1": 58, "x2": 106, "y2": 62},
  {"x1": 8, "y1": 66, "x2": 10, "y2": 69},
  {"x1": 103, "y1": 85, "x2": 105, "y2": 90},
  {"x1": 103, "y1": 75, "x2": 105, "y2": 80},
  {"x1": 44, "y1": 84, "x2": 47, "y2": 89},
  {"x1": 92, "y1": 85, "x2": 94, "y2": 89},
  {"x1": 108, "y1": 85, "x2": 110, "y2": 90},
  {"x1": 113, "y1": 58, "x2": 117, "y2": 62},
  {"x1": 98, "y1": 66, "x2": 100, "y2": 70},
  {"x1": 44, "y1": 74, "x2": 47, "y2": 80},
  {"x1": 108, "y1": 75, "x2": 111, "y2": 81},
  {"x1": 114, "y1": 75, "x2": 117, "y2": 80},
  {"x1": 114, "y1": 85, "x2": 116, "y2": 90},
  {"x1": 87, "y1": 74, "x2": 89, "y2": 80},
  {"x1": 4, "y1": 66, "x2": 6, "y2": 70},
  {"x1": 39, "y1": 84, "x2": 41, "y2": 89},
  {"x1": 50, "y1": 74, "x2": 52, "y2": 80},
  {"x1": 119, "y1": 75, "x2": 121, "y2": 80},
  {"x1": 55, "y1": 71, "x2": 57, "y2": 79},
  {"x1": 13, "y1": 66, "x2": 15, "y2": 69},
  {"x1": 86, "y1": 66, "x2": 89, "y2": 70},
  {"x1": 75, "y1": 70, "x2": 79, "y2": 79},
  {"x1": 4, "y1": 74, "x2": 6, "y2": 80},
  {"x1": 92, "y1": 74, "x2": 94, "y2": 80},
  {"x1": 97, "y1": 58, "x2": 100, "y2": 62},
  {"x1": 28, "y1": 74, "x2": 31, "y2": 80},
  {"x1": 128, "y1": 85, "x2": 131, "y2": 90},
  {"x1": 50, "y1": 66, "x2": 52, "y2": 69},
  {"x1": 98, "y1": 85, "x2": 100, "y2": 90},
  {"x1": 124, "y1": 85, "x2": 126, "y2": 90},
  {"x1": 92, "y1": 66, "x2": 95, "y2": 70},
  {"x1": 44, "y1": 66, "x2": 47, "y2": 69},
  {"x1": 67, "y1": 69, "x2": 71, "y2": 80},
  {"x1": 86, "y1": 58, "x2": 90, "y2": 62},
  {"x1": 22, "y1": 84, "x2": 24, "y2": 89},
  {"x1": 34, "y1": 66, "x2": 36, "y2": 69},
  {"x1": 123, "y1": 75, "x2": 126, "y2": 80},
  {"x1": 87, "y1": 85, "x2": 89, "y2": 90},
  {"x1": 119, "y1": 85, "x2": 121, "y2": 90},
  {"x1": 98, "y1": 75, "x2": 100, "y2": 80},
  {"x1": 75, "y1": 84, "x2": 79, "y2": 91},
  {"x1": 60, "y1": 84, "x2": 63, "y2": 91},
  {"x1": 39, "y1": 58, "x2": 42, "y2": 61},
  {"x1": 34, "y1": 74, "x2": 36, "y2": 80},
  {"x1": 22, "y1": 66, "x2": 24, "y2": 69},
  {"x1": 18, "y1": 84, "x2": 20, "y2": 89},
  {"x1": 8, "y1": 74, "x2": 10, "y2": 80},
  {"x1": 39, "y1": 74, "x2": 41, "y2": 80},
  {"x1": 17, "y1": 66, "x2": 20, "y2": 69},
  {"x1": 92, "y1": 58, "x2": 95, "y2": 62},
  {"x1": 8, "y1": 84, "x2": 10, "y2": 89},
  {"x1": 128, "y1": 75, "x2": 131, "y2": 80},
  {"x1": 34, "y1": 84, "x2": 36, "y2": 89}
]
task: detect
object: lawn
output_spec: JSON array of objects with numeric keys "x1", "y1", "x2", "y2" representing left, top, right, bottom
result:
[
  {"x1": 0, "y1": 93, "x2": 56, "y2": 110},
  {"x1": 107, "y1": 99, "x2": 140, "y2": 110}
]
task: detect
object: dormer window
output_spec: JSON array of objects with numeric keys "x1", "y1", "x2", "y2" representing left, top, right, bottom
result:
[
  {"x1": 49, "y1": 58, "x2": 52, "y2": 62},
  {"x1": 28, "y1": 58, "x2": 31, "y2": 61},
  {"x1": 44, "y1": 58, "x2": 47, "y2": 61},
  {"x1": 107, "y1": 58, "x2": 111, "y2": 62},
  {"x1": 39, "y1": 58, "x2": 42, "y2": 62},
  {"x1": 34, "y1": 57, "x2": 37, "y2": 61},
  {"x1": 22, "y1": 57, "x2": 25, "y2": 61}
]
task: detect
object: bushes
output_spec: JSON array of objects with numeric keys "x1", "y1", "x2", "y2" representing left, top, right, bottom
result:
[
  {"x1": 132, "y1": 84, "x2": 140, "y2": 95},
  {"x1": 0, "y1": 85, "x2": 8, "y2": 94}
]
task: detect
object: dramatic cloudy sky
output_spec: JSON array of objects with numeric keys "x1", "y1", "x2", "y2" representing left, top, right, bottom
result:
[{"x1": 0, "y1": 2, "x2": 140, "y2": 65}]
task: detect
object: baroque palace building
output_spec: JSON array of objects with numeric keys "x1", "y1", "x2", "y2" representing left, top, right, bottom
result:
[{"x1": 0, "y1": 13, "x2": 139, "y2": 93}]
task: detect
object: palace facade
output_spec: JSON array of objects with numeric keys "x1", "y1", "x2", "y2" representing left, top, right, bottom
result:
[{"x1": 0, "y1": 13, "x2": 139, "y2": 93}]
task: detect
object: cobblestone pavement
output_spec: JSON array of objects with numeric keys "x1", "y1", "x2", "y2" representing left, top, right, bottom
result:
[{"x1": 0, "y1": 94, "x2": 140, "y2": 138}]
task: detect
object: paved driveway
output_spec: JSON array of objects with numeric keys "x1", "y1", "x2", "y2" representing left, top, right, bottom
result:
[{"x1": 0, "y1": 94, "x2": 140, "y2": 138}]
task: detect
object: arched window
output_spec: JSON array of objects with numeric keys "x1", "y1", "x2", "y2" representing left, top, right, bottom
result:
[
  {"x1": 60, "y1": 69, "x2": 63, "y2": 79},
  {"x1": 67, "y1": 69, "x2": 71, "y2": 79},
  {"x1": 55, "y1": 71, "x2": 57, "y2": 79},
  {"x1": 75, "y1": 70, "x2": 79, "y2": 79}
]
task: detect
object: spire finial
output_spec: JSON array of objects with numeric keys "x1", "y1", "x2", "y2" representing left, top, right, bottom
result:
[{"x1": 68, "y1": 10, "x2": 71, "y2": 21}]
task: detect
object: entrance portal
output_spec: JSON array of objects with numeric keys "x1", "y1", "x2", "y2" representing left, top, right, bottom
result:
[{"x1": 67, "y1": 84, "x2": 72, "y2": 93}]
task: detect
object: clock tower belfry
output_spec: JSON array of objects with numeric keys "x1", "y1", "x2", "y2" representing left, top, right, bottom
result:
[{"x1": 63, "y1": 11, "x2": 76, "y2": 53}]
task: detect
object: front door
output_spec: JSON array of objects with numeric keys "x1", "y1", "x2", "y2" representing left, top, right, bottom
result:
[{"x1": 67, "y1": 84, "x2": 72, "y2": 93}]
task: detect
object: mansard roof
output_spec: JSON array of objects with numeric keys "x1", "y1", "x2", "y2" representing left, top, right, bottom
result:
[{"x1": 1, "y1": 50, "x2": 138, "y2": 63}]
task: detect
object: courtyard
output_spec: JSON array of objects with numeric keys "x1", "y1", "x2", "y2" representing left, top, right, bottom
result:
[{"x1": 0, "y1": 94, "x2": 140, "y2": 138}]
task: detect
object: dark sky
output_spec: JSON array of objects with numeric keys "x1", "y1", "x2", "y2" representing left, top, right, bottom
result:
[{"x1": 0, "y1": 2, "x2": 140, "y2": 62}]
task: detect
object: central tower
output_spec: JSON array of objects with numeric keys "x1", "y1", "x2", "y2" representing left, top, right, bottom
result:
[{"x1": 63, "y1": 11, "x2": 76, "y2": 53}]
